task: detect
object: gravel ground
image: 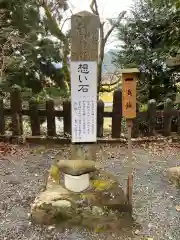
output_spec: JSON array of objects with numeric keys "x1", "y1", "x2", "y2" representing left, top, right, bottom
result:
[{"x1": 0, "y1": 142, "x2": 180, "y2": 240}]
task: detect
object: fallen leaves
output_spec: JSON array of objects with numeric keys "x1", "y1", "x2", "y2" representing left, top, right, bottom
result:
[
  {"x1": 0, "y1": 142, "x2": 29, "y2": 158},
  {"x1": 138, "y1": 140, "x2": 178, "y2": 157},
  {"x1": 0, "y1": 142, "x2": 19, "y2": 156}
]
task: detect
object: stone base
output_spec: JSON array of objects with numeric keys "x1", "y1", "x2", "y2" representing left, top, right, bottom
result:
[
  {"x1": 31, "y1": 168, "x2": 132, "y2": 229},
  {"x1": 167, "y1": 166, "x2": 180, "y2": 188}
]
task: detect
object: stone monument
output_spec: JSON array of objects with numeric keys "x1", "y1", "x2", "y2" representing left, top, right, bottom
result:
[
  {"x1": 31, "y1": 158, "x2": 132, "y2": 228},
  {"x1": 30, "y1": 10, "x2": 133, "y2": 231}
]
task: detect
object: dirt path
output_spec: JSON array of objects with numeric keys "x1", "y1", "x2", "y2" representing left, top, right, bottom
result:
[{"x1": 0, "y1": 142, "x2": 179, "y2": 240}]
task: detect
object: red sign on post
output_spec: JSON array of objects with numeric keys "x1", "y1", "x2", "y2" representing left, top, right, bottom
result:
[
  {"x1": 122, "y1": 71, "x2": 138, "y2": 119},
  {"x1": 121, "y1": 69, "x2": 139, "y2": 211}
]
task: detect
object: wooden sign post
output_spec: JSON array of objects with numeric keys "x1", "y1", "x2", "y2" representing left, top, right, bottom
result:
[
  {"x1": 70, "y1": 11, "x2": 100, "y2": 158},
  {"x1": 121, "y1": 68, "x2": 139, "y2": 213}
]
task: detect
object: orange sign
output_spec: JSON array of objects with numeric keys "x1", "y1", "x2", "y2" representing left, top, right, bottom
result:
[{"x1": 122, "y1": 73, "x2": 136, "y2": 119}]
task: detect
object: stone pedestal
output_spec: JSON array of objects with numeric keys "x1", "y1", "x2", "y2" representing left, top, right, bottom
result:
[
  {"x1": 167, "y1": 166, "x2": 180, "y2": 187},
  {"x1": 31, "y1": 160, "x2": 132, "y2": 229}
]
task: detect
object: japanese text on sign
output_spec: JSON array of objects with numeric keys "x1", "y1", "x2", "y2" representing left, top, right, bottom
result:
[
  {"x1": 122, "y1": 74, "x2": 136, "y2": 119},
  {"x1": 70, "y1": 61, "x2": 97, "y2": 143},
  {"x1": 78, "y1": 64, "x2": 90, "y2": 92}
]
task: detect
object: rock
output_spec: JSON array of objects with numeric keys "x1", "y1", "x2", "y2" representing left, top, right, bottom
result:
[
  {"x1": 57, "y1": 159, "x2": 101, "y2": 176},
  {"x1": 31, "y1": 186, "x2": 74, "y2": 225},
  {"x1": 167, "y1": 167, "x2": 180, "y2": 187},
  {"x1": 52, "y1": 200, "x2": 71, "y2": 208},
  {"x1": 175, "y1": 205, "x2": 180, "y2": 211},
  {"x1": 92, "y1": 206, "x2": 105, "y2": 216},
  {"x1": 31, "y1": 168, "x2": 131, "y2": 227},
  {"x1": 135, "y1": 229, "x2": 140, "y2": 235},
  {"x1": 88, "y1": 170, "x2": 129, "y2": 211},
  {"x1": 47, "y1": 225, "x2": 55, "y2": 231}
]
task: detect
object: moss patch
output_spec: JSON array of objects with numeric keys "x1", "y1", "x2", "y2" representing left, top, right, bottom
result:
[
  {"x1": 91, "y1": 179, "x2": 114, "y2": 191},
  {"x1": 32, "y1": 166, "x2": 131, "y2": 227},
  {"x1": 49, "y1": 164, "x2": 60, "y2": 184}
]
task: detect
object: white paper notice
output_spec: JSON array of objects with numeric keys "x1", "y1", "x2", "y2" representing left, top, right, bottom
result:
[{"x1": 70, "y1": 61, "x2": 97, "y2": 143}]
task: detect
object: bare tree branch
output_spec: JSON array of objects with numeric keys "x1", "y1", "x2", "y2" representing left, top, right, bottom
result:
[
  {"x1": 90, "y1": 0, "x2": 99, "y2": 16},
  {"x1": 39, "y1": 0, "x2": 67, "y2": 42},
  {"x1": 104, "y1": 11, "x2": 126, "y2": 44},
  {"x1": 61, "y1": 17, "x2": 71, "y2": 30},
  {"x1": 89, "y1": 0, "x2": 126, "y2": 95}
]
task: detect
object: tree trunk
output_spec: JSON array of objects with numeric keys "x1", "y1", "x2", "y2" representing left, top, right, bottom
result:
[{"x1": 97, "y1": 24, "x2": 105, "y2": 97}]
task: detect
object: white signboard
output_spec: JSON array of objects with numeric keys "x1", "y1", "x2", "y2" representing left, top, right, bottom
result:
[{"x1": 70, "y1": 61, "x2": 97, "y2": 143}]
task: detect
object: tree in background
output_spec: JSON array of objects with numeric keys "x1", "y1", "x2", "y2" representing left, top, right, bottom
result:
[
  {"x1": 0, "y1": 0, "x2": 128, "y2": 97},
  {"x1": 39, "y1": 0, "x2": 70, "y2": 88},
  {"x1": 0, "y1": 0, "x2": 69, "y2": 95},
  {"x1": 114, "y1": 0, "x2": 180, "y2": 104},
  {"x1": 90, "y1": 0, "x2": 126, "y2": 93}
]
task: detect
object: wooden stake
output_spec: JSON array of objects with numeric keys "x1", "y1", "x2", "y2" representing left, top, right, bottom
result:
[{"x1": 126, "y1": 119, "x2": 133, "y2": 213}]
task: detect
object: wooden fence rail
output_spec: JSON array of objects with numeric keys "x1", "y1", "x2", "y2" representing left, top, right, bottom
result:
[{"x1": 0, "y1": 86, "x2": 180, "y2": 140}]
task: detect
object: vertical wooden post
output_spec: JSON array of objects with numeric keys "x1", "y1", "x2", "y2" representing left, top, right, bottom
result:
[
  {"x1": 10, "y1": 85, "x2": 23, "y2": 135},
  {"x1": 163, "y1": 98, "x2": 173, "y2": 136},
  {"x1": 0, "y1": 97, "x2": 5, "y2": 135},
  {"x1": 112, "y1": 89, "x2": 122, "y2": 138},
  {"x1": 177, "y1": 110, "x2": 180, "y2": 135},
  {"x1": 46, "y1": 98, "x2": 56, "y2": 136},
  {"x1": 132, "y1": 103, "x2": 140, "y2": 138},
  {"x1": 63, "y1": 100, "x2": 71, "y2": 136},
  {"x1": 126, "y1": 119, "x2": 133, "y2": 213},
  {"x1": 29, "y1": 97, "x2": 40, "y2": 136},
  {"x1": 97, "y1": 99, "x2": 104, "y2": 137},
  {"x1": 71, "y1": 11, "x2": 99, "y2": 158},
  {"x1": 121, "y1": 68, "x2": 139, "y2": 215},
  {"x1": 148, "y1": 99, "x2": 157, "y2": 136}
]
